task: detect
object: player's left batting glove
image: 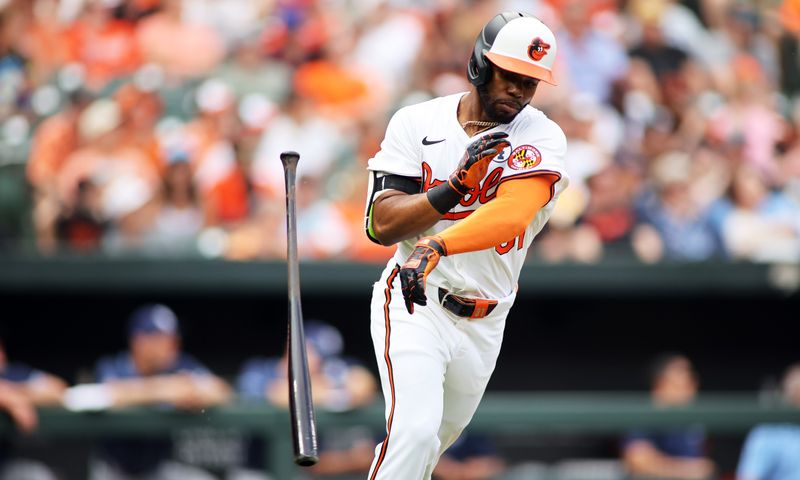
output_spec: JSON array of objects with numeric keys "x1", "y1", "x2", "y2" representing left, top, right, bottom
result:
[{"x1": 399, "y1": 236, "x2": 447, "y2": 314}]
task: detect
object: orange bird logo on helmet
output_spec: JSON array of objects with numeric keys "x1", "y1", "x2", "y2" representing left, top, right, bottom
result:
[{"x1": 527, "y1": 37, "x2": 550, "y2": 61}]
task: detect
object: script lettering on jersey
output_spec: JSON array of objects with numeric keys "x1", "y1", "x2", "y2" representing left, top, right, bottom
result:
[{"x1": 421, "y1": 162, "x2": 504, "y2": 220}]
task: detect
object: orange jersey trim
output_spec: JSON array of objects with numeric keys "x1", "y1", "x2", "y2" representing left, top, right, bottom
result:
[{"x1": 437, "y1": 173, "x2": 559, "y2": 255}]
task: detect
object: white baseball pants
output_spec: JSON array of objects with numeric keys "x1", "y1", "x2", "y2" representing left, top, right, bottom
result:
[{"x1": 367, "y1": 262, "x2": 515, "y2": 480}]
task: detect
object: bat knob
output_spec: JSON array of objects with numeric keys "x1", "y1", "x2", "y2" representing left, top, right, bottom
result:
[
  {"x1": 295, "y1": 453, "x2": 320, "y2": 466},
  {"x1": 280, "y1": 151, "x2": 300, "y2": 168}
]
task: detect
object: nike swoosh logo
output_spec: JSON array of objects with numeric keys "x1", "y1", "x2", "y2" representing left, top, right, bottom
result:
[{"x1": 422, "y1": 136, "x2": 445, "y2": 145}]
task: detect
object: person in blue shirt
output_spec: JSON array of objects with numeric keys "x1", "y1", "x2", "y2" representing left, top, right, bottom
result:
[
  {"x1": 0, "y1": 338, "x2": 67, "y2": 480},
  {"x1": 75, "y1": 303, "x2": 232, "y2": 480},
  {"x1": 737, "y1": 363, "x2": 800, "y2": 480},
  {"x1": 622, "y1": 353, "x2": 716, "y2": 480},
  {"x1": 233, "y1": 320, "x2": 377, "y2": 479}
]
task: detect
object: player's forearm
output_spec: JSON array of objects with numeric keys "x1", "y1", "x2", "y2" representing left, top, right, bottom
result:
[
  {"x1": 106, "y1": 379, "x2": 161, "y2": 407},
  {"x1": 438, "y1": 175, "x2": 554, "y2": 255},
  {"x1": 0, "y1": 383, "x2": 38, "y2": 433},
  {"x1": 438, "y1": 195, "x2": 528, "y2": 254},
  {"x1": 370, "y1": 191, "x2": 442, "y2": 245},
  {"x1": 191, "y1": 376, "x2": 232, "y2": 406},
  {"x1": 107, "y1": 375, "x2": 231, "y2": 408},
  {"x1": 22, "y1": 376, "x2": 67, "y2": 406},
  {"x1": 0, "y1": 382, "x2": 28, "y2": 410},
  {"x1": 625, "y1": 446, "x2": 714, "y2": 479},
  {"x1": 344, "y1": 368, "x2": 378, "y2": 408},
  {"x1": 630, "y1": 458, "x2": 713, "y2": 480}
]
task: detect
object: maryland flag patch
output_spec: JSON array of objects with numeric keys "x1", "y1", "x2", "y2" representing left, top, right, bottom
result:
[{"x1": 508, "y1": 145, "x2": 542, "y2": 170}]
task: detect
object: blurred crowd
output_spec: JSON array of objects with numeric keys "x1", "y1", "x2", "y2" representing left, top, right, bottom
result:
[
  {"x1": 1, "y1": 0, "x2": 799, "y2": 263},
  {"x1": 3, "y1": 304, "x2": 800, "y2": 479}
]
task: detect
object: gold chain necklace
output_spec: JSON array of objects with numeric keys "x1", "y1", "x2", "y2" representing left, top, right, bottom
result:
[{"x1": 461, "y1": 120, "x2": 500, "y2": 129}]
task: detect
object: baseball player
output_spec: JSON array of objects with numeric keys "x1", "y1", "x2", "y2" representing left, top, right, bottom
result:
[{"x1": 363, "y1": 12, "x2": 569, "y2": 479}]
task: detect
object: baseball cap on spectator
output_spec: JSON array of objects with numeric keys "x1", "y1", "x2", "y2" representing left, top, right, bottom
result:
[
  {"x1": 651, "y1": 151, "x2": 692, "y2": 189},
  {"x1": 102, "y1": 175, "x2": 154, "y2": 219},
  {"x1": 628, "y1": 0, "x2": 668, "y2": 25},
  {"x1": 304, "y1": 320, "x2": 344, "y2": 359},
  {"x1": 78, "y1": 99, "x2": 122, "y2": 141},
  {"x1": 196, "y1": 78, "x2": 234, "y2": 114},
  {"x1": 128, "y1": 304, "x2": 181, "y2": 338}
]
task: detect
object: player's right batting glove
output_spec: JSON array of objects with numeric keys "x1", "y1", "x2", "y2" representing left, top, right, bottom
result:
[
  {"x1": 399, "y1": 236, "x2": 447, "y2": 314},
  {"x1": 426, "y1": 132, "x2": 511, "y2": 214}
]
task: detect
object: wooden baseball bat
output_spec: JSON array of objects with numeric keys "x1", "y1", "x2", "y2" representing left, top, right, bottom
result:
[{"x1": 280, "y1": 151, "x2": 319, "y2": 466}]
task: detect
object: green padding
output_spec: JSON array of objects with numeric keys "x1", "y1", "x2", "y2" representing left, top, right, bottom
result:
[{"x1": 366, "y1": 204, "x2": 379, "y2": 243}]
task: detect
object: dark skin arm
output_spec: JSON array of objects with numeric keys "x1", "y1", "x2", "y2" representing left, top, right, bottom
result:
[{"x1": 371, "y1": 190, "x2": 442, "y2": 246}]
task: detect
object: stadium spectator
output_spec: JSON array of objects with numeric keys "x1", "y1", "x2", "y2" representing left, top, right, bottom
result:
[
  {"x1": 136, "y1": 0, "x2": 225, "y2": 82},
  {"x1": 15, "y1": 0, "x2": 69, "y2": 88},
  {"x1": 179, "y1": 0, "x2": 271, "y2": 48},
  {"x1": 579, "y1": 163, "x2": 640, "y2": 258},
  {"x1": 57, "y1": 97, "x2": 160, "y2": 212},
  {"x1": 622, "y1": 353, "x2": 716, "y2": 480},
  {"x1": 707, "y1": 56, "x2": 785, "y2": 182},
  {"x1": 0, "y1": 4, "x2": 32, "y2": 121},
  {"x1": 632, "y1": 151, "x2": 723, "y2": 262},
  {"x1": 62, "y1": 0, "x2": 141, "y2": 91},
  {"x1": 711, "y1": 165, "x2": 800, "y2": 262},
  {"x1": 114, "y1": 82, "x2": 165, "y2": 176},
  {"x1": 0, "y1": 0, "x2": 795, "y2": 262},
  {"x1": 141, "y1": 158, "x2": 204, "y2": 256},
  {"x1": 629, "y1": 14, "x2": 690, "y2": 85},
  {"x1": 27, "y1": 89, "x2": 93, "y2": 253},
  {"x1": 66, "y1": 303, "x2": 232, "y2": 480},
  {"x1": 737, "y1": 362, "x2": 800, "y2": 480},
  {"x1": 0, "y1": 337, "x2": 67, "y2": 480},
  {"x1": 182, "y1": 78, "x2": 250, "y2": 226},
  {"x1": 250, "y1": 91, "x2": 350, "y2": 201},
  {"x1": 53, "y1": 178, "x2": 107, "y2": 253},
  {"x1": 556, "y1": 0, "x2": 629, "y2": 103},
  {"x1": 779, "y1": 0, "x2": 800, "y2": 96},
  {"x1": 212, "y1": 30, "x2": 292, "y2": 102},
  {"x1": 349, "y1": 2, "x2": 426, "y2": 99},
  {"x1": 291, "y1": 175, "x2": 352, "y2": 260},
  {"x1": 235, "y1": 320, "x2": 378, "y2": 479}
]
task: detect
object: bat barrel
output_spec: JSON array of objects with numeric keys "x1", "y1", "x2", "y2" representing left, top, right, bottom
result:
[{"x1": 280, "y1": 150, "x2": 319, "y2": 466}]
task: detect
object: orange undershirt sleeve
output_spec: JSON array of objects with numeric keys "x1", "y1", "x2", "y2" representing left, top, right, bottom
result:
[{"x1": 437, "y1": 174, "x2": 558, "y2": 255}]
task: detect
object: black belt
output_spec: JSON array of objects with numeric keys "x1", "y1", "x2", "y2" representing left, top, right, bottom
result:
[{"x1": 437, "y1": 287, "x2": 498, "y2": 319}]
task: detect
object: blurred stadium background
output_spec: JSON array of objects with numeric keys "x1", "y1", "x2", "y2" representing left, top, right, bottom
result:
[{"x1": 1, "y1": 0, "x2": 799, "y2": 479}]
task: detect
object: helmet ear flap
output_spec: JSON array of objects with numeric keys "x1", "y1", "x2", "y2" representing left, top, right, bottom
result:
[
  {"x1": 468, "y1": 11, "x2": 531, "y2": 87},
  {"x1": 467, "y1": 44, "x2": 492, "y2": 87}
]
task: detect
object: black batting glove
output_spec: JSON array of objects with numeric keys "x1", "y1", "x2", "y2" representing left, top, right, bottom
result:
[
  {"x1": 449, "y1": 132, "x2": 510, "y2": 195},
  {"x1": 398, "y1": 236, "x2": 447, "y2": 314},
  {"x1": 426, "y1": 132, "x2": 510, "y2": 214}
]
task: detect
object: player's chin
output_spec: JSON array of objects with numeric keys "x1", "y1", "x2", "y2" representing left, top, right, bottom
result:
[{"x1": 490, "y1": 102, "x2": 522, "y2": 123}]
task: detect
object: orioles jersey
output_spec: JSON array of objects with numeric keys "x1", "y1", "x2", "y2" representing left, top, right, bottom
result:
[{"x1": 366, "y1": 92, "x2": 569, "y2": 300}]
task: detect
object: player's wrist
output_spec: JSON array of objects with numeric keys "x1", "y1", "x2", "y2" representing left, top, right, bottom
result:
[
  {"x1": 417, "y1": 235, "x2": 447, "y2": 257},
  {"x1": 426, "y1": 181, "x2": 463, "y2": 214}
]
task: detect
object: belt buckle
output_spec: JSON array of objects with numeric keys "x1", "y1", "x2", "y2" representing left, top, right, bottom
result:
[
  {"x1": 441, "y1": 290, "x2": 474, "y2": 318},
  {"x1": 439, "y1": 291, "x2": 453, "y2": 308}
]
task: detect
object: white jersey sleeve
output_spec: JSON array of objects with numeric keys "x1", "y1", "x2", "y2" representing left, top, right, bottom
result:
[{"x1": 367, "y1": 106, "x2": 422, "y2": 178}]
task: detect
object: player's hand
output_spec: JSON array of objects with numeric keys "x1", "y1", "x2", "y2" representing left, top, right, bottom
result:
[
  {"x1": 449, "y1": 132, "x2": 510, "y2": 195},
  {"x1": 399, "y1": 236, "x2": 447, "y2": 314}
]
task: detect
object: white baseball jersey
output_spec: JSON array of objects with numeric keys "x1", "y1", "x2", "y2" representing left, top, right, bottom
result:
[{"x1": 367, "y1": 92, "x2": 569, "y2": 300}]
